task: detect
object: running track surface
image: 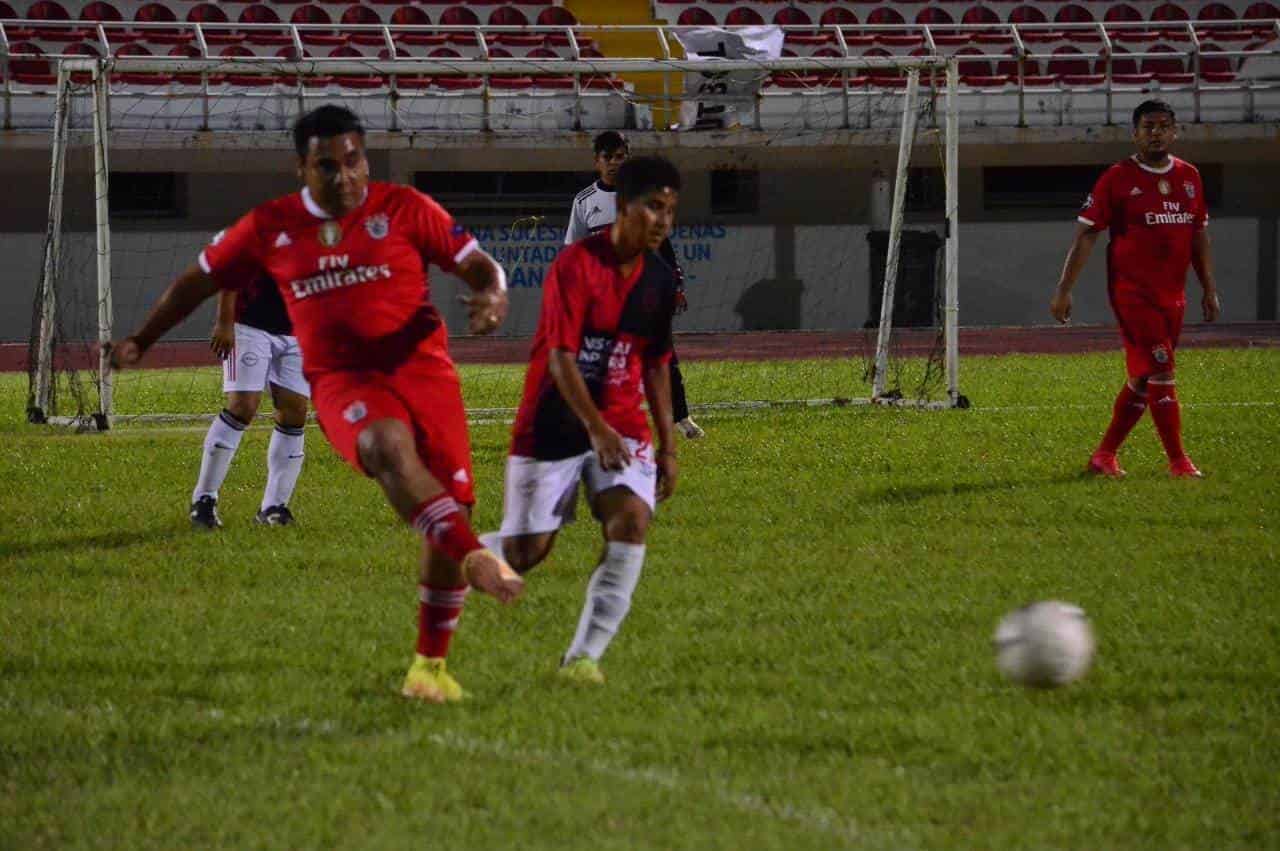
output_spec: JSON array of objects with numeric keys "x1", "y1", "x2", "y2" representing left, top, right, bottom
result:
[{"x1": 3, "y1": 323, "x2": 1277, "y2": 372}]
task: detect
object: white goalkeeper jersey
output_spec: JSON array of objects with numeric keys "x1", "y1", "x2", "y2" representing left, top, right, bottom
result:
[{"x1": 564, "y1": 180, "x2": 617, "y2": 245}]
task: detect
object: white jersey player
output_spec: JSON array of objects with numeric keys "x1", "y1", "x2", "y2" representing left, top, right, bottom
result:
[{"x1": 191, "y1": 270, "x2": 310, "y2": 529}]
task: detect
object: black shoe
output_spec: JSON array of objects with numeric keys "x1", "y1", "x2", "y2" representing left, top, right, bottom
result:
[
  {"x1": 255, "y1": 505, "x2": 295, "y2": 526},
  {"x1": 190, "y1": 495, "x2": 222, "y2": 531}
]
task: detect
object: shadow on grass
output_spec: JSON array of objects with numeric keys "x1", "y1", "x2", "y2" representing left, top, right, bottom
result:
[
  {"x1": 2, "y1": 525, "x2": 183, "y2": 560},
  {"x1": 860, "y1": 472, "x2": 1095, "y2": 506}
]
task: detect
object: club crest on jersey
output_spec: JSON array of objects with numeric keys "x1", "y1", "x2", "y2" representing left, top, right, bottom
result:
[
  {"x1": 319, "y1": 221, "x2": 343, "y2": 248},
  {"x1": 1158, "y1": 179, "x2": 1171, "y2": 196},
  {"x1": 1152, "y1": 344, "x2": 1169, "y2": 364},
  {"x1": 1081, "y1": 194, "x2": 1093, "y2": 210},
  {"x1": 1184, "y1": 181, "x2": 1196, "y2": 198},
  {"x1": 365, "y1": 213, "x2": 390, "y2": 240},
  {"x1": 343, "y1": 400, "x2": 367, "y2": 424}
]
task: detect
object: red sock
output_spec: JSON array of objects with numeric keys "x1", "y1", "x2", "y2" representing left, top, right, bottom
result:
[
  {"x1": 417, "y1": 584, "x2": 468, "y2": 658},
  {"x1": 410, "y1": 493, "x2": 482, "y2": 563},
  {"x1": 1146, "y1": 379, "x2": 1185, "y2": 461},
  {"x1": 1098, "y1": 383, "x2": 1147, "y2": 454}
]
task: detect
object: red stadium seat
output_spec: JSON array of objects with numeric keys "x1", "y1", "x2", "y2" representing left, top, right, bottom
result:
[
  {"x1": 7, "y1": 41, "x2": 55, "y2": 83},
  {"x1": 0, "y1": 0, "x2": 16, "y2": 16},
  {"x1": 25, "y1": 0, "x2": 85, "y2": 41},
  {"x1": 291, "y1": 5, "x2": 345, "y2": 46},
  {"x1": 1054, "y1": 5, "x2": 1093, "y2": 25},
  {"x1": 188, "y1": 4, "x2": 244, "y2": 45},
  {"x1": 916, "y1": 7, "x2": 954, "y2": 28},
  {"x1": 488, "y1": 6, "x2": 527, "y2": 26},
  {"x1": 1244, "y1": 3, "x2": 1280, "y2": 19},
  {"x1": 1103, "y1": 4, "x2": 1141, "y2": 23},
  {"x1": 390, "y1": 6, "x2": 445, "y2": 45},
  {"x1": 439, "y1": 5, "x2": 480, "y2": 44},
  {"x1": 866, "y1": 6, "x2": 904, "y2": 28},
  {"x1": 997, "y1": 47, "x2": 1041, "y2": 77},
  {"x1": 1198, "y1": 4, "x2": 1237, "y2": 21},
  {"x1": 1106, "y1": 45, "x2": 1139, "y2": 75},
  {"x1": 535, "y1": 6, "x2": 574, "y2": 26},
  {"x1": 955, "y1": 45, "x2": 991, "y2": 76},
  {"x1": 1151, "y1": 4, "x2": 1190, "y2": 23},
  {"x1": 677, "y1": 8, "x2": 715, "y2": 27},
  {"x1": 1198, "y1": 42, "x2": 1233, "y2": 75},
  {"x1": 80, "y1": 1, "x2": 121, "y2": 22},
  {"x1": 1047, "y1": 45, "x2": 1089, "y2": 76},
  {"x1": 1008, "y1": 5, "x2": 1047, "y2": 25},
  {"x1": 725, "y1": 8, "x2": 764, "y2": 26},
  {"x1": 962, "y1": 6, "x2": 1000, "y2": 31},
  {"x1": 239, "y1": 5, "x2": 292, "y2": 46},
  {"x1": 1142, "y1": 43, "x2": 1186, "y2": 74},
  {"x1": 819, "y1": 8, "x2": 857, "y2": 28},
  {"x1": 113, "y1": 41, "x2": 173, "y2": 84},
  {"x1": 341, "y1": 6, "x2": 385, "y2": 45}
]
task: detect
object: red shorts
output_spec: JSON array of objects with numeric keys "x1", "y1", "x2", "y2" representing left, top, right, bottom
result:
[
  {"x1": 1110, "y1": 287, "x2": 1185, "y2": 379},
  {"x1": 310, "y1": 360, "x2": 475, "y2": 504}
]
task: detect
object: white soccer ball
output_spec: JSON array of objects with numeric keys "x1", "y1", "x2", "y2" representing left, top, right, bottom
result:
[{"x1": 994, "y1": 601, "x2": 1095, "y2": 688}]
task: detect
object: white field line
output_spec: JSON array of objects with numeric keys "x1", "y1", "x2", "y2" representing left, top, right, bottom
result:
[{"x1": 422, "y1": 729, "x2": 882, "y2": 846}]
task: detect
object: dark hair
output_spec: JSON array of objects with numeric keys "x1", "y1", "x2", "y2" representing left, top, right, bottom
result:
[
  {"x1": 293, "y1": 105, "x2": 365, "y2": 157},
  {"x1": 1133, "y1": 99, "x2": 1175, "y2": 127},
  {"x1": 615, "y1": 155, "x2": 682, "y2": 204},
  {"x1": 593, "y1": 130, "x2": 629, "y2": 157}
]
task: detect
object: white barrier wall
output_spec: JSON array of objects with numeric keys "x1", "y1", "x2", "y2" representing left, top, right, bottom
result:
[{"x1": 0, "y1": 219, "x2": 1262, "y2": 345}]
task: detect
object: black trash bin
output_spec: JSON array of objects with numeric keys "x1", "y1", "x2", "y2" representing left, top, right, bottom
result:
[{"x1": 865, "y1": 230, "x2": 944, "y2": 329}]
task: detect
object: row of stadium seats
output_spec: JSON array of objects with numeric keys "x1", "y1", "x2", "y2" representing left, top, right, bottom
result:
[
  {"x1": 1, "y1": 1, "x2": 578, "y2": 32},
  {"x1": 663, "y1": 4, "x2": 1279, "y2": 35}
]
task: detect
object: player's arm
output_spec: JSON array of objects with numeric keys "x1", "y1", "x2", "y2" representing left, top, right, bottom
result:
[
  {"x1": 657, "y1": 238, "x2": 688, "y2": 314},
  {"x1": 111, "y1": 264, "x2": 221, "y2": 369},
  {"x1": 564, "y1": 200, "x2": 585, "y2": 246},
  {"x1": 210, "y1": 289, "x2": 237, "y2": 360},
  {"x1": 454, "y1": 248, "x2": 509, "y2": 335},
  {"x1": 1192, "y1": 225, "x2": 1221, "y2": 323},
  {"x1": 548, "y1": 348, "x2": 630, "y2": 471},
  {"x1": 1051, "y1": 222, "x2": 1102, "y2": 324},
  {"x1": 642, "y1": 359, "x2": 678, "y2": 501}
]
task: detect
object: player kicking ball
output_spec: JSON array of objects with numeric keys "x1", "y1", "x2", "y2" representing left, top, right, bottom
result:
[
  {"x1": 481, "y1": 156, "x2": 683, "y2": 685},
  {"x1": 190, "y1": 280, "x2": 309, "y2": 530},
  {"x1": 110, "y1": 105, "x2": 523, "y2": 703},
  {"x1": 1051, "y1": 99, "x2": 1221, "y2": 478}
]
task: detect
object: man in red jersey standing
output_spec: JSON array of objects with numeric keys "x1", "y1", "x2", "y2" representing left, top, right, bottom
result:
[
  {"x1": 480, "y1": 156, "x2": 682, "y2": 685},
  {"x1": 1051, "y1": 99, "x2": 1221, "y2": 478},
  {"x1": 111, "y1": 105, "x2": 523, "y2": 703}
]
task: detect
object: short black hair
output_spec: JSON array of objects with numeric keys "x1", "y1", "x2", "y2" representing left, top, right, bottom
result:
[
  {"x1": 615, "y1": 155, "x2": 681, "y2": 205},
  {"x1": 1133, "y1": 99, "x2": 1176, "y2": 128},
  {"x1": 293, "y1": 105, "x2": 365, "y2": 157},
  {"x1": 593, "y1": 130, "x2": 629, "y2": 157}
]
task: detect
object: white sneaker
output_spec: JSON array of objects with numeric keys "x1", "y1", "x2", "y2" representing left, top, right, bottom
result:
[{"x1": 676, "y1": 417, "x2": 705, "y2": 440}]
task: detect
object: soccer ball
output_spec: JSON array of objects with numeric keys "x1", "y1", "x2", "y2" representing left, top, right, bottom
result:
[{"x1": 994, "y1": 601, "x2": 1095, "y2": 688}]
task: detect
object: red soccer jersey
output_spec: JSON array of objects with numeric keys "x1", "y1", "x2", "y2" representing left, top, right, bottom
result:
[
  {"x1": 511, "y1": 232, "x2": 677, "y2": 460},
  {"x1": 1078, "y1": 155, "x2": 1208, "y2": 304},
  {"x1": 199, "y1": 182, "x2": 477, "y2": 374}
]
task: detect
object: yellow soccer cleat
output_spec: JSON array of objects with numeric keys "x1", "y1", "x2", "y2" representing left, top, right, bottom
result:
[
  {"x1": 401, "y1": 654, "x2": 465, "y2": 703},
  {"x1": 557, "y1": 656, "x2": 605, "y2": 685}
]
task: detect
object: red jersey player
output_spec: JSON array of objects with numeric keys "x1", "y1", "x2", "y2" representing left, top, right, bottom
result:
[
  {"x1": 110, "y1": 105, "x2": 523, "y2": 704},
  {"x1": 479, "y1": 156, "x2": 682, "y2": 685},
  {"x1": 1051, "y1": 99, "x2": 1221, "y2": 478}
]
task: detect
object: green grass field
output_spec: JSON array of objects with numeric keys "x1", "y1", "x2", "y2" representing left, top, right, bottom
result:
[{"x1": 2, "y1": 349, "x2": 1279, "y2": 850}]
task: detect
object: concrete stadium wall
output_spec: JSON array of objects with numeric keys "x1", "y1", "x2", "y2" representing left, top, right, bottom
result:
[{"x1": 0, "y1": 217, "x2": 1262, "y2": 344}]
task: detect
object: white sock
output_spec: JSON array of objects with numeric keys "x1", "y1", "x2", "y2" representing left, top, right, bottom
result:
[
  {"x1": 564, "y1": 542, "x2": 646, "y2": 663},
  {"x1": 192, "y1": 409, "x2": 247, "y2": 502},
  {"x1": 261, "y1": 424, "x2": 305, "y2": 511}
]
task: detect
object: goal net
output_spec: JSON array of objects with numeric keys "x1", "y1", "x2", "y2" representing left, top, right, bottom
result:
[{"x1": 27, "y1": 50, "x2": 963, "y2": 429}]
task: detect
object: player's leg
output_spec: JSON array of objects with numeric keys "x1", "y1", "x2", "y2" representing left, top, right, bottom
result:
[
  {"x1": 670, "y1": 349, "x2": 704, "y2": 440},
  {"x1": 191, "y1": 324, "x2": 269, "y2": 528},
  {"x1": 479, "y1": 453, "x2": 586, "y2": 575},
  {"x1": 560, "y1": 441, "x2": 658, "y2": 683},
  {"x1": 257, "y1": 335, "x2": 311, "y2": 525}
]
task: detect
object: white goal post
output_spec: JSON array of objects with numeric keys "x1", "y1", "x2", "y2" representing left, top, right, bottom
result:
[{"x1": 29, "y1": 51, "x2": 964, "y2": 427}]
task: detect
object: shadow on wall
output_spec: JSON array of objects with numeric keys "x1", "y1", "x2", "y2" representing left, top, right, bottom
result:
[{"x1": 734, "y1": 224, "x2": 805, "y2": 330}]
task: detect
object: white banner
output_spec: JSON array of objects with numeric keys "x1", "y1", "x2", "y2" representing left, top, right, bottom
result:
[{"x1": 672, "y1": 26, "x2": 784, "y2": 130}]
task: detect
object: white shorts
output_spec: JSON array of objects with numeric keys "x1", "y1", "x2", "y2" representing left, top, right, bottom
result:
[
  {"x1": 223, "y1": 323, "x2": 310, "y2": 398},
  {"x1": 498, "y1": 438, "x2": 658, "y2": 537}
]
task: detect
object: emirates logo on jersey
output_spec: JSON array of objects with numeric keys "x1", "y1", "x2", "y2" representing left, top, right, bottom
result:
[
  {"x1": 365, "y1": 213, "x2": 390, "y2": 240},
  {"x1": 319, "y1": 221, "x2": 343, "y2": 248}
]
